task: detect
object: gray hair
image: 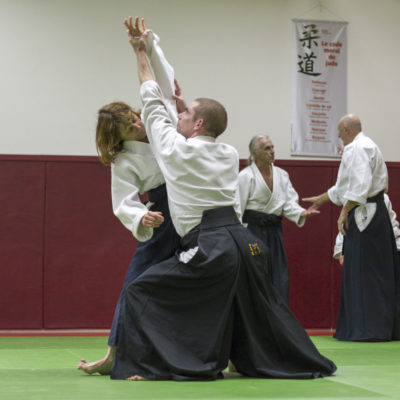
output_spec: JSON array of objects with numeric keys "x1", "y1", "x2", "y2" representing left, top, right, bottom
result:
[{"x1": 247, "y1": 135, "x2": 271, "y2": 165}]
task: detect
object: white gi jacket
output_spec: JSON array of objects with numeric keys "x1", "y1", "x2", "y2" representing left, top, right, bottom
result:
[
  {"x1": 333, "y1": 193, "x2": 400, "y2": 257},
  {"x1": 140, "y1": 80, "x2": 241, "y2": 238},
  {"x1": 238, "y1": 163, "x2": 306, "y2": 227},
  {"x1": 328, "y1": 132, "x2": 388, "y2": 206},
  {"x1": 111, "y1": 31, "x2": 175, "y2": 243},
  {"x1": 111, "y1": 141, "x2": 164, "y2": 242}
]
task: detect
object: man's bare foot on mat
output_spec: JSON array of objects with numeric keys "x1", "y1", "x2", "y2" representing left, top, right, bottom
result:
[{"x1": 126, "y1": 375, "x2": 149, "y2": 381}]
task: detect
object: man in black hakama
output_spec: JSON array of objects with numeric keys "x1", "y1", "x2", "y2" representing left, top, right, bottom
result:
[
  {"x1": 336, "y1": 192, "x2": 400, "y2": 341},
  {"x1": 110, "y1": 16, "x2": 337, "y2": 380},
  {"x1": 304, "y1": 114, "x2": 400, "y2": 342},
  {"x1": 111, "y1": 207, "x2": 336, "y2": 380}
]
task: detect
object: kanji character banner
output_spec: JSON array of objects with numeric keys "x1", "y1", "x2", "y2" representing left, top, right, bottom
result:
[{"x1": 291, "y1": 19, "x2": 348, "y2": 157}]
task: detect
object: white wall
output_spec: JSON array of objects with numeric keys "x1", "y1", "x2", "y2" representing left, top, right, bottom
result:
[{"x1": 1, "y1": 0, "x2": 400, "y2": 160}]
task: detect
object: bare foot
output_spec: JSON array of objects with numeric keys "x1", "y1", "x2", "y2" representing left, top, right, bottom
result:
[
  {"x1": 76, "y1": 358, "x2": 112, "y2": 375},
  {"x1": 77, "y1": 346, "x2": 116, "y2": 375},
  {"x1": 126, "y1": 375, "x2": 149, "y2": 381}
]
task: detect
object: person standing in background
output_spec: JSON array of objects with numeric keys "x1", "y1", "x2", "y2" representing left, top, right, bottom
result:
[
  {"x1": 239, "y1": 135, "x2": 319, "y2": 304},
  {"x1": 304, "y1": 114, "x2": 400, "y2": 342}
]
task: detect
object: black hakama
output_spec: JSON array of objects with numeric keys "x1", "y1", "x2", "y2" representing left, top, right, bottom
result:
[
  {"x1": 108, "y1": 184, "x2": 181, "y2": 346},
  {"x1": 111, "y1": 207, "x2": 336, "y2": 380},
  {"x1": 243, "y1": 210, "x2": 289, "y2": 305},
  {"x1": 334, "y1": 192, "x2": 400, "y2": 341}
]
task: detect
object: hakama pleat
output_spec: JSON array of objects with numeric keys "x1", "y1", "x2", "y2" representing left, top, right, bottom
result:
[
  {"x1": 243, "y1": 210, "x2": 289, "y2": 304},
  {"x1": 334, "y1": 194, "x2": 400, "y2": 341},
  {"x1": 228, "y1": 220, "x2": 337, "y2": 378},
  {"x1": 110, "y1": 207, "x2": 241, "y2": 380},
  {"x1": 108, "y1": 184, "x2": 180, "y2": 346},
  {"x1": 111, "y1": 207, "x2": 336, "y2": 380}
]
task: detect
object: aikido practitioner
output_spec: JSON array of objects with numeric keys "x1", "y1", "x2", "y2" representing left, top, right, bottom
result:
[
  {"x1": 110, "y1": 16, "x2": 336, "y2": 381},
  {"x1": 333, "y1": 193, "x2": 400, "y2": 266},
  {"x1": 77, "y1": 24, "x2": 181, "y2": 375},
  {"x1": 239, "y1": 135, "x2": 319, "y2": 304},
  {"x1": 304, "y1": 114, "x2": 400, "y2": 342}
]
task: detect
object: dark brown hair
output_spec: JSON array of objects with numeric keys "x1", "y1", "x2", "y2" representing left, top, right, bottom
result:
[{"x1": 95, "y1": 102, "x2": 141, "y2": 165}]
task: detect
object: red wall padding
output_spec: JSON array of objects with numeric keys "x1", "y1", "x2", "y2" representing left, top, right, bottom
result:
[
  {"x1": 279, "y1": 163, "x2": 338, "y2": 328},
  {"x1": 0, "y1": 161, "x2": 45, "y2": 328},
  {"x1": 1, "y1": 156, "x2": 399, "y2": 330},
  {"x1": 43, "y1": 161, "x2": 136, "y2": 328}
]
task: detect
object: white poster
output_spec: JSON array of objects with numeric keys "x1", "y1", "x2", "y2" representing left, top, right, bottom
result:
[{"x1": 291, "y1": 19, "x2": 348, "y2": 157}]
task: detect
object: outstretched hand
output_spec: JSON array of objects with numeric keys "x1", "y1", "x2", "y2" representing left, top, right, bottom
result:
[
  {"x1": 301, "y1": 203, "x2": 320, "y2": 218},
  {"x1": 302, "y1": 192, "x2": 329, "y2": 208},
  {"x1": 124, "y1": 16, "x2": 148, "y2": 51}
]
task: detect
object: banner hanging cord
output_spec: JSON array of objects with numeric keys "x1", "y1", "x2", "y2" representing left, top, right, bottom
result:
[{"x1": 294, "y1": 0, "x2": 347, "y2": 22}]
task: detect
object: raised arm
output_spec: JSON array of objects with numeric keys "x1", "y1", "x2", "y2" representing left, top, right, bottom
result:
[
  {"x1": 124, "y1": 17, "x2": 183, "y2": 124},
  {"x1": 124, "y1": 16, "x2": 154, "y2": 84},
  {"x1": 124, "y1": 15, "x2": 181, "y2": 159},
  {"x1": 144, "y1": 31, "x2": 181, "y2": 124}
]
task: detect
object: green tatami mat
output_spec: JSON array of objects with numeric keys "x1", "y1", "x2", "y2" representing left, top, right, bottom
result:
[{"x1": 0, "y1": 336, "x2": 399, "y2": 400}]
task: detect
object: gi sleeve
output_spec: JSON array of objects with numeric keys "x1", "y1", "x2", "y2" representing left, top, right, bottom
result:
[
  {"x1": 111, "y1": 163, "x2": 153, "y2": 242},
  {"x1": 342, "y1": 144, "x2": 373, "y2": 205},
  {"x1": 385, "y1": 194, "x2": 400, "y2": 250},
  {"x1": 327, "y1": 184, "x2": 342, "y2": 206},
  {"x1": 238, "y1": 169, "x2": 253, "y2": 216},
  {"x1": 140, "y1": 80, "x2": 180, "y2": 160},
  {"x1": 281, "y1": 172, "x2": 306, "y2": 227},
  {"x1": 145, "y1": 31, "x2": 178, "y2": 126},
  {"x1": 333, "y1": 232, "x2": 343, "y2": 259}
]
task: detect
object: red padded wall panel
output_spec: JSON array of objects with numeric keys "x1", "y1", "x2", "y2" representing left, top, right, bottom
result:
[
  {"x1": 277, "y1": 161, "x2": 338, "y2": 328},
  {"x1": 386, "y1": 163, "x2": 400, "y2": 214},
  {"x1": 0, "y1": 161, "x2": 45, "y2": 328},
  {"x1": 2, "y1": 156, "x2": 399, "y2": 330},
  {"x1": 43, "y1": 161, "x2": 136, "y2": 328},
  {"x1": 330, "y1": 204, "x2": 342, "y2": 328}
]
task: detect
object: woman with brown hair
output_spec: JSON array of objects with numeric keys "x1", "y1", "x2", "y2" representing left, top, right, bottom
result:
[{"x1": 77, "y1": 19, "x2": 183, "y2": 375}]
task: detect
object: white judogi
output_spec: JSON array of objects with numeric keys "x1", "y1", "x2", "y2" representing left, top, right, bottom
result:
[
  {"x1": 111, "y1": 31, "x2": 337, "y2": 381},
  {"x1": 238, "y1": 163, "x2": 305, "y2": 226},
  {"x1": 112, "y1": 77, "x2": 337, "y2": 382},
  {"x1": 145, "y1": 32, "x2": 178, "y2": 126},
  {"x1": 140, "y1": 81, "x2": 241, "y2": 238},
  {"x1": 111, "y1": 141, "x2": 164, "y2": 242},
  {"x1": 333, "y1": 193, "x2": 400, "y2": 258},
  {"x1": 108, "y1": 31, "x2": 183, "y2": 347},
  {"x1": 329, "y1": 131, "x2": 399, "y2": 341},
  {"x1": 328, "y1": 132, "x2": 388, "y2": 206},
  {"x1": 111, "y1": 31, "x2": 176, "y2": 243}
]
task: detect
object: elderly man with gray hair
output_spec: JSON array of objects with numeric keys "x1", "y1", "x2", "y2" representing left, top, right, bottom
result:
[{"x1": 239, "y1": 135, "x2": 319, "y2": 305}]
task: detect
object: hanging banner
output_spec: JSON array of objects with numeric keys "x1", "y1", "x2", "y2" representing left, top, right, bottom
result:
[{"x1": 291, "y1": 19, "x2": 348, "y2": 157}]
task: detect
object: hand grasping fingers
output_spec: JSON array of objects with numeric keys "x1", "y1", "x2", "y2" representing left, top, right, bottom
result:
[
  {"x1": 124, "y1": 16, "x2": 149, "y2": 51},
  {"x1": 124, "y1": 16, "x2": 147, "y2": 39}
]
